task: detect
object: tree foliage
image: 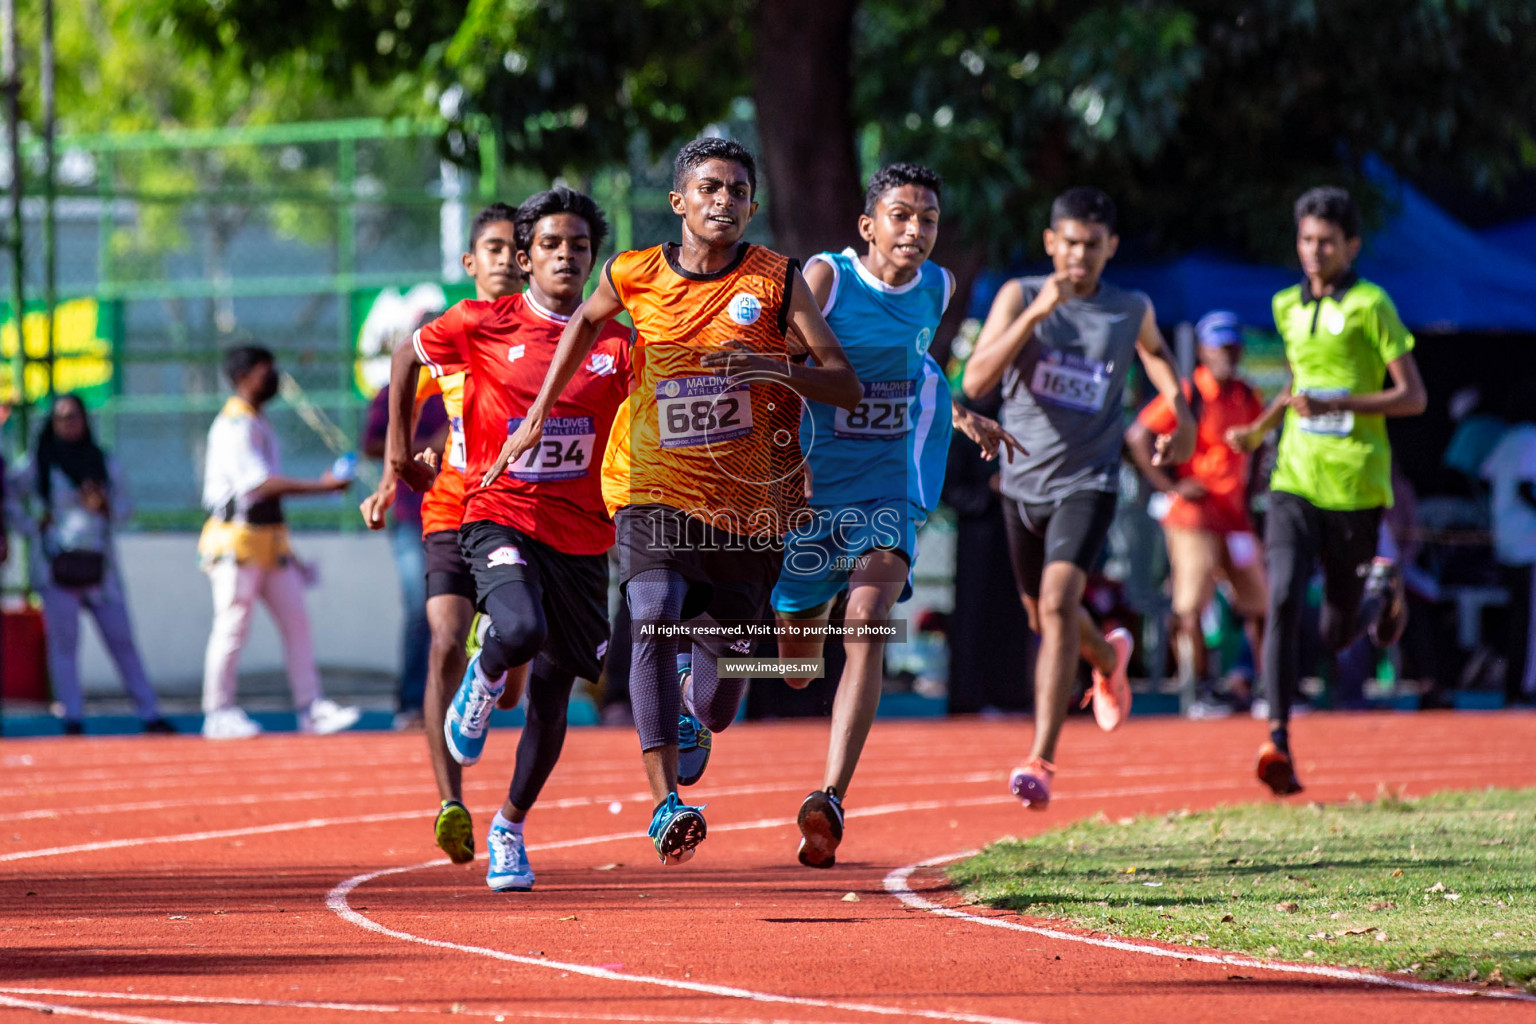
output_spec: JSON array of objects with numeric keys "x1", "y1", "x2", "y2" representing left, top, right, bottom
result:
[{"x1": 129, "y1": 0, "x2": 1536, "y2": 267}]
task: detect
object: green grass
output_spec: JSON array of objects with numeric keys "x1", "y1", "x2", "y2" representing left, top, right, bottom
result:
[{"x1": 949, "y1": 788, "x2": 1536, "y2": 990}]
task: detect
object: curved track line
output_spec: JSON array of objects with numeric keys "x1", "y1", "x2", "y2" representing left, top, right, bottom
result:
[
  {"x1": 883, "y1": 852, "x2": 1536, "y2": 1004},
  {"x1": 0, "y1": 987, "x2": 878, "y2": 1024},
  {"x1": 326, "y1": 798, "x2": 1053, "y2": 1024},
  {"x1": 0, "y1": 992, "x2": 217, "y2": 1023}
]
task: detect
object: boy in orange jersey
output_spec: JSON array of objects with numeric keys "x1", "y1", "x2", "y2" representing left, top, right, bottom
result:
[
  {"x1": 362, "y1": 203, "x2": 524, "y2": 867},
  {"x1": 485, "y1": 138, "x2": 862, "y2": 865}
]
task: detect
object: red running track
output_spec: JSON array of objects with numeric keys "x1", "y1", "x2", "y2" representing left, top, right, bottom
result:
[{"x1": 1, "y1": 712, "x2": 1534, "y2": 1023}]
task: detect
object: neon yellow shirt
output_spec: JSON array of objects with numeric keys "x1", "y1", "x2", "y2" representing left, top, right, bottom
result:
[{"x1": 1269, "y1": 276, "x2": 1414, "y2": 511}]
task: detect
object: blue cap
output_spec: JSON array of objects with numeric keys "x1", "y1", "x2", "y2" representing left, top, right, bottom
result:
[{"x1": 1196, "y1": 310, "x2": 1243, "y2": 348}]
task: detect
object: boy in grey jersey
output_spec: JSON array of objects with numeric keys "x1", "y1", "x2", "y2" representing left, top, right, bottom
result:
[{"x1": 964, "y1": 187, "x2": 1194, "y2": 808}]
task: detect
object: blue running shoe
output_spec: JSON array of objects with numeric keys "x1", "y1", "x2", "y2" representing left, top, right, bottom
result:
[
  {"x1": 485, "y1": 823, "x2": 534, "y2": 891},
  {"x1": 677, "y1": 671, "x2": 712, "y2": 786},
  {"x1": 647, "y1": 793, "x2": 707, "y2": 865},
  {"x1": 444, "y1": 652, "x2": 504, "y2": 767}
]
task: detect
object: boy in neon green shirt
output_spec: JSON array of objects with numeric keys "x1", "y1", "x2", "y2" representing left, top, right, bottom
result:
[{"x1": 1229, "y1": 186, "x2": 1425, "y2": 795}]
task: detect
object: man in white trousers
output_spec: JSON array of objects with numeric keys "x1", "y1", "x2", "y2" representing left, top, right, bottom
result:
[{"x1": 199, "y1": 345, "x2": 361, "y2": 739}]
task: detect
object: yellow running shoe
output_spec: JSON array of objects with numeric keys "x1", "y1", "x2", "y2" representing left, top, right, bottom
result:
[
  {"x1": 434, "y1": 799, "x2": 475, "y2": 864},
  {"x1": 465, "y1": 612, "x2": 488, "y2": 659}
]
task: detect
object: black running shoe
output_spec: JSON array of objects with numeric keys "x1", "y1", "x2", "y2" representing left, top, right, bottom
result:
[
  {"x1": 796, "y1": 788, "x2": 845, "y2": 868},
  {"x1": 1365, "y1": 558, "x2": 1407, "y2": 648}
]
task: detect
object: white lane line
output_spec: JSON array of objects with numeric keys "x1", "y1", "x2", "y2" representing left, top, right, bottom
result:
[
  {"x1": 0, "y1": 987, "x2": 396, "y2": 1014},
  {"x1": 0, "y1": 810, "x2": 431, "y2": 864},
  {"x1": 883, "y1": 852, "x2": 1536, "y2": 1004},
  {"x1": 329, "y1": 839, "x2": 1041, "y2": 1024},
  {"x1": 8, "y1": 766, "x2": 1501, "y2": 867},
  {"x1": 0, "y1": 773, "x2": 1025, "y2": 865},
  {"x1": 0, "y1": 992, "x2": 217, "y2": 1023},
  {"x1": 0, "y1": 987, "x2": 874, "y2": 1024},
  {"x1": 0, "y1": 770, "x2": 1000, "y2": 824}
]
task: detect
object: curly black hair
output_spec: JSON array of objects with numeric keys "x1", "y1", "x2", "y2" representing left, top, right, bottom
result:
[
  {"x1": 469, "y1": 202, "x2": 519, "y2": 248},
  {"x1": 673, "y1": 137, "x2": 758, "y2": 197},
  {"x1": 863, "y1": 163, "x2": 943, "y2": 215},
  {"x1": 1050, "y1": 187, "x2": 1118, "y2": 234},
  {"x1": 514, "y1": 187, "x2": 610, "y2": 255},
  {"x1": 1293, "y1": 186, "x2": 1361, "y2": 240}
]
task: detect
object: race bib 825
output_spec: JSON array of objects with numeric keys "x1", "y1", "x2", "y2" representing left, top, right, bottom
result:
[{"x1": 834, "y1": 380, "x2": 914, "y2": 440}]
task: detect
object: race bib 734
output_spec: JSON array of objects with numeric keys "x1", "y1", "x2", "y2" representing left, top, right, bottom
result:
[{"x1": 506, "y1": 416, "x2": 595, "y2": 481}]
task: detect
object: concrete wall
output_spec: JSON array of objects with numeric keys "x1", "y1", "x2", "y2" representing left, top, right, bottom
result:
[
  {"x1": 48, "y1": 520, "x2": 957, "y2": 696},
  {"x1": 73, "y1": 531, "x2": 403, "y2": 695}
]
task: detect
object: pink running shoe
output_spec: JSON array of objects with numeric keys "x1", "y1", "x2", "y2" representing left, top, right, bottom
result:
[
  {"x1": 1088, "y1": 627, "x2": 1134, "y2": 732},
  {"x1": 1009, "y1": 757, "x2": 1055, "y2": 809}
]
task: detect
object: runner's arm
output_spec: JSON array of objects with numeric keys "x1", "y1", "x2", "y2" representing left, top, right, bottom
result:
[
  {"x1": 381, "y1": 340, "x2": 436, "y2": 493},
  {"x1": 962, "y1": 277, "x2": 1057, "y2": 399},
  {"x1": 482, "y1": 270, "x2": 626, "y2": 486},
  {"x1": 803, "y1": 257, "x2": 835, "y2": 312},
  {"x1": 1288, "y1": 353, "x2": 1426, "y2": 419},
  {"x1": 952, "y1": 402, "x2": 1026, "y2": 462},
  {"x1": 1134, "y1": 304, "x2": 1196, "y2": 466},
  {"x1": 702, "y1": 268, "x2": 862, "y2": 410},
  {"x1": 1124, "y1": 420, "x2": 1179, "y2": 494},
  {"x1": 1227, "y1": 379, "x2": 1291, "y2": 453}
]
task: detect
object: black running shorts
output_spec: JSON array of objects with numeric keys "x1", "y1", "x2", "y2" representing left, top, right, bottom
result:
[
  {"x1": 1002, "y1": 488, "x2": 1119, "y2": 601},
  {"x1": 614, "y1": 503, "x2": 783, "y2": 627},
  {"x1": 424, "y1": 528, "x2": 476, "y2": 602},
  {"x1": 458, "y1": 518, "x2": 611, "y2": 681}
]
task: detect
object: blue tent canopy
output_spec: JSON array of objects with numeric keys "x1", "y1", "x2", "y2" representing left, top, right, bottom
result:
[
  {"x1": 1480, "y1": 216, "x2": 1536, "y2": 264},
  {"x1": 971, "y1": 162, "x2": 1536, "y2": 332}
]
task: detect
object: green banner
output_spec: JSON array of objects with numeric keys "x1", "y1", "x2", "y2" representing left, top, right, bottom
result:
[
  {"x1": 1, "y1": 297, "x2": 117, "y2": 406},
  {"x1": 351, "y1": 282, "x2": 476, "y2": 398}
]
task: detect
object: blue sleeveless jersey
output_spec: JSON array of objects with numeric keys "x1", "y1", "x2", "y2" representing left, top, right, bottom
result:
[{"x1": 802, "y1": 249, "x2": 955, "y2": 513}]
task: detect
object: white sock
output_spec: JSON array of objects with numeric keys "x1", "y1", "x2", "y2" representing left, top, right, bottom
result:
[
  {"x1": 492, "y1": 811, "x2": 522, "y2": 834},
  {"x1": 474, "y1": 658, "x2": 507, "y2": 693}
]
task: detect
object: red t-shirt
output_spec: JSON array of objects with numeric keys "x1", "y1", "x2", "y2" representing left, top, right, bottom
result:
[
  {"x1": 413, "y1": 292, "x2": 633, "y2": 555},
  {"x1": 1138, "y1": 365, "x2": 1263, "y2": 534}
]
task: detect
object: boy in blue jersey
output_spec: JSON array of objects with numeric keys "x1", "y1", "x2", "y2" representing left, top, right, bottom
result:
[{"x1": 771, "y1": 164, "x2": 1022, "y2": 868}]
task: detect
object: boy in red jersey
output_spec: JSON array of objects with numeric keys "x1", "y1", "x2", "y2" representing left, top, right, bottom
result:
[
  {"x1": 363, "y1": 203, "x2": 522, "y2": 867},
  {"x1": 381, "y1": 187, "x2": 632, "y2": 892},
  {"x1": 485, "y1": 138, "x2": 861, "y2": 866}
]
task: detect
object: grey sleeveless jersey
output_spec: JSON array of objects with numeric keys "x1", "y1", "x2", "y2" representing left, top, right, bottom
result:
[{"x1": 997, "y1": 276, "x2": 1148, "y2": 504}]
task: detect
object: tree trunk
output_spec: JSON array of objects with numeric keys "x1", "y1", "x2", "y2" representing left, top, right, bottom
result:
[
  {"x1": 927, "y1": 237, "x2": 987, "y2": 371},
  {"x1": 751, "y1": 0, "x2": 862, "y2": 263}
]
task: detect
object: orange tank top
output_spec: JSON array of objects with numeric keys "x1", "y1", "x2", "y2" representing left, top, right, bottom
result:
[
  {"x1": 601, "y1": 242, "x2": 806, "y2": 538},
  {"x1": 417, "y1": 369, "x2": 469, "y2": 536}
]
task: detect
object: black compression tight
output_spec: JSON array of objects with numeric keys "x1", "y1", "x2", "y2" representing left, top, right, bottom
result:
[
  {"x1": 506, "y1": 655, "x2": 576, "y2": 811},
  {"x1": 479, "y1": 581, "x2": 546, "y2": 681}
]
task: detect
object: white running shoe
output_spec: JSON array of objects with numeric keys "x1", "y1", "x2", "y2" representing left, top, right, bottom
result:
[
  {"x1": 202, "y1": 706, "x2": 262, "y2": 740},
  {"x1": 300, "y1": 698, "x2": 361, "y2": 735}
]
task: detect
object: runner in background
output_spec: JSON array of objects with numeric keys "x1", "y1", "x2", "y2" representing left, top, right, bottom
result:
[
  {"x1": 964, "y1": 186, "x2": 1195, "y2": 810},
  {"x1": 1125, "y1": 310, "x2": 1266, "y2": 716},
  {"x1": 1227, "y1": 186, "x2": 1424, "y2": 794}
]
